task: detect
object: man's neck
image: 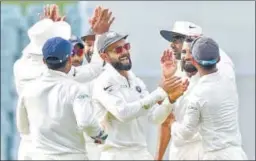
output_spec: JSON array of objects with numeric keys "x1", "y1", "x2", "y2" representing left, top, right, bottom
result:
[
  {"x1": 118, "y1": 70, "x2": 131, "y2": 87},
  {"x1": 56, "y1": 68, "x2": 70, "y2": 74},
  {"x1": 186, "y1": 71, "x2": 198, "y2": 78},
  {"x1": 199, "y1": 68, "x2": 218, "y2": 77},
  {"x1": 118, "y1": 70, "x2": 129, "y2": 79}
]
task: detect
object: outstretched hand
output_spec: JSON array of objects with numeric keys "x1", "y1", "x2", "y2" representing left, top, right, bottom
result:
[
  {"x1": 161, "y1": 49, "x2": 177, "y2": 79},
  {"x1": 39, "y1": 4, "x2": 66, "y2": 22},
  {"x1": 168, "y1": 78, "x2": 189, "y2": 103},
  {"x1": 89, "y1": 6, "x2": 115, "y2": 34}
]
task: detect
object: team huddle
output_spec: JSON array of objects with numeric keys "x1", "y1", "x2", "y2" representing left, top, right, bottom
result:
[{"x1": 13, "y1": 4, "x2": 248, "y2": 160}]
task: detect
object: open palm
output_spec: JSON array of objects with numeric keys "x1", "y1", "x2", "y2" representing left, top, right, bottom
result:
[
  {"x1": 161, "y1": 49, "x2": 177, "y2": 79},
  {"x1": 89, "y1": 6, "x2": 115, "y2": 35},
  {"x1": 39, "y1": 4, "x2": 66, "y2": 21}
]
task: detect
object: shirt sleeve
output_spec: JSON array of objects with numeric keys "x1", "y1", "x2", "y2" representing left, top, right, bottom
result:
[
  {"x1": 16, "y1": 95, "x2": 30, "y2": 134},
  {"x1": 90, "y1": 34, "x2": 104, "y2": 64},
  {"x1": 218, "y1": 49, "x2": 236, "y2": 82},
  {"x1": 68, "y1": 35, "x2": 104, "y2": 83},
  {"x1": 147, "y1": 97, "x2": 174, "y2": 124},
  {"x1": 72, "y1": 85, "x2": 102, "y2": 137},
  {"x1": 68, "y1": 63, "x2": 103, "y2": 83},
  {"x1": 92, "y1": 80, "x2": 168, "y2": 122},
  {"x1": 171, "y1": 99, "x2": 203, "y2": 140},
  {"x1": 136, "y1": 78, "x2": 174, "y2": 124}
]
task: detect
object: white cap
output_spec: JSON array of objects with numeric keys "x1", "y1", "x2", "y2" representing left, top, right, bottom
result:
[
  {"x1": 160, "y1": 21, "x2": 203, "y2": 42},
  {"x1": 22, "y1": 19, "x2": 72, "y2": 55}
]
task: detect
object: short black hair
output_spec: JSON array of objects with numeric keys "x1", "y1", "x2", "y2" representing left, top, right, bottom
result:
[
  {"x1": 74, "y1": 43, "x2": 84, "y2": 49},
  {"x1": 185, "y1": 37, "x2": 196, "y2": 43},
  {"x1": 45, "y1": 57, "x2": 68, "y2": 70},
  {"x1": 172, "y1": 34, "x2": 186, "y2": 41}
]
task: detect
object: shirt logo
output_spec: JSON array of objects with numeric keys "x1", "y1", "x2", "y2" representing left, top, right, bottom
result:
[
  {"x1": 104, "y1": 85, "x2": 113, "y2": 91},
  {"x1": 188, "y1": 105, "x2": 198, "y2": 111},
  {"x1": 108, "y1": 32, "x2": 117, "y2": 38},
  {"x1": 136, "y1": 86, "x2": 142, "y2": 93},
  {"x1": 143, "y1": 104, "x2": 150, "y2": 110},
  {"x1": 77, "y1": 94, "x2": 89, "y2": 99},
  {"x1": 189, "y1": 25, "x2": 196, "y2": 29}
]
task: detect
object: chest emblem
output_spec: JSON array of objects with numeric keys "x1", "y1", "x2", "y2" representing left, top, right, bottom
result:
[{"x1": 135, "y1": 86, "x2": 142, "y2": 93}]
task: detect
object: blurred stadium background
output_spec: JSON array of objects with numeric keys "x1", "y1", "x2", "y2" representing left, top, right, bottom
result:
[{"x1": 1, "y1": 1, "x2": 255, "y2": 160}]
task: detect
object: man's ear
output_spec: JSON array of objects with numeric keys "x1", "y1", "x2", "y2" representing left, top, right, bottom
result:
[
  {"x1": 191, "y1": 57, "x2": 197, "y2": 66},
  {"x1": 100, "y1": 53, "x2": 109, "y2": 62},
  {"x1": 67, "y1": 56, "x2": 72, "y2": 65},
  {"x1": 217, "y1": 56, "x2": 221, "y2": 63}
]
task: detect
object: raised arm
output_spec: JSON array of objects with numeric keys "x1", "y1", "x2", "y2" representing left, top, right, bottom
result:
[
  {"x1": 68, "y1": 6, "x2": 115, "y2": 82},
  {"x1": 154, "y1": 49, "x2": 189, "y2": 160}
]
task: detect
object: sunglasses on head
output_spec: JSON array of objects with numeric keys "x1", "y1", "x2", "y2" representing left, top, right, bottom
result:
[
  {"x1": 72, "y1": 48, "x2": 84, "y2": 57},
  {"x1": 107, "y1": 43, "x2": 131, "y2": 54}
]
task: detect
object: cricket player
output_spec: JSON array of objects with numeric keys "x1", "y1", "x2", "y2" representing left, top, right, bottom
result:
[
  {"x1": 156, "y1": 21, "x2": 204, "y2": 160},
  {"x1": 16, "y1": 37, "x2": 108, "y2": 160},
  {"x1": 68, "y1": 34, "x2": 103, "y2": 160},
  {"x1": 69, "y1": 35, "x2": 87, "y2": 67},
  {"x1": 91, "y1": 31, "x2": 189, "y2": 160},
  {"x1": 13, "y1": 16, "x2": 72, "y2": 160},
  {"x1": 81, "y1": 29, "x2": 96, "y2": 64},
  {"x1": 14, "y1": 5, "x2": 114, "y2": 159},
  {"x1": 170, "y1": 36, "x2": 247, "y2": 160},
  {"x1": 71, "y1": 7, "x2": 115, "y2": 160},
  {"x1": 156, "y1": 21, "x2": 236, "y2": 160}
]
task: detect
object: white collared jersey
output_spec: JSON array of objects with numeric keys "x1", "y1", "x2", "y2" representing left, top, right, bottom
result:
[
  {"x1": 92, "y1": 64, "x2": 173, "y2": 150},
  {"x1": 16, "y1": 69, "x2": 102, "y2": 155},
  {"x1": 172, "y1": 70, "x2": 242, "y2": 152},
  {"x1": 171, "y1": 48, "x2": 240, "y2": 152}
]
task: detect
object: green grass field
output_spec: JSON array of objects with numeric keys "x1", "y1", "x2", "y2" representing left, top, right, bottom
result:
[{"x1": 2, "y1": 1, "x2": 76, "y2": 15}]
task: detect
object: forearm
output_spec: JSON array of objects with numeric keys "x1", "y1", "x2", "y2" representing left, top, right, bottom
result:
[
  {"x1": 80, "y1": 118, "x2": 102, "y2": 137},
  {"x1": 106, "y1": 87, "x2": 168, "y2": 122},
  {"x1": 172, "y1": 102, "x2": 201, "y2": 140},
  {"x1": 172, "y1": 122, "x2": 197, "y2": 140},
  {"x1": 155, "y1": 125, "x2": 171, "y2": 160},
  {"x1": 69, "y1": 63, "x2": 102, "y2": 83},
  {"x1": 73, "y1": 95, "x2": 103, "y2": 137},
  {"x1": 148, "y1": 98, "x2": 173, "y2": 124},
  {"x1": 90, "y1": 34, "x2": 103, "y2": 64}
]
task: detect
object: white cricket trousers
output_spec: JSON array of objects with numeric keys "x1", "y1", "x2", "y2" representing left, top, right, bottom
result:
[
  {"x1": 18, "y1": 137, "x2": 33, "y2": 160},
  {"x1": 32, "y1": 153, "x2": 88, "y2": 160},
  {"x1": 86, "y1": 142, "x2": 101, "y2": 160},
  {"x1": 100, "y1": 147, "x2": 154, "y2": 160},
  {"x1": 84, "y1": 134, "x2": 101, "y2": 160},
  {"x1": 169, "y1": 141, "x2": 203, "y2": 160},
  {"x1": 202, "y1": 146, "x2": 248, "y2": 160}
]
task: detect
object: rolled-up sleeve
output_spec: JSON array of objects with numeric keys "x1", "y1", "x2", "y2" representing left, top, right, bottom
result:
[
  {"x1": 92, "y1": 85, "x2": 168, "y2": 122},
  {"x1": 16, "y1": 95, "x2": 30, "y2": 134},
  {"x1": 73, "y1": 93, "x2": 102, "y2": 137},
  {"x1": 172, "y1": 100, "x2": 202, "y2": 140}
]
